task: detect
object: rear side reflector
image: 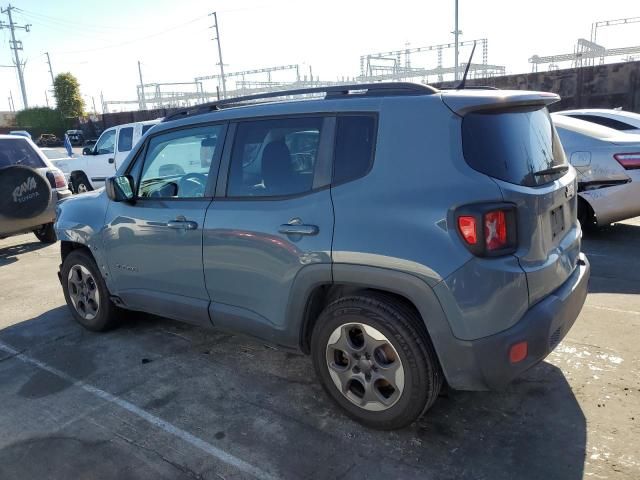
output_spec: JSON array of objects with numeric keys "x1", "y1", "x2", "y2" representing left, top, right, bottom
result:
[
  {"x1": 614, "y1": 153, "x2": 640, "y2": 170},
  {"x1": 509, "y1": 341, "x2": 528, "y2": 364},
  {"x1": 457, "y1": 216, "x2": 477, "y2": 245}
]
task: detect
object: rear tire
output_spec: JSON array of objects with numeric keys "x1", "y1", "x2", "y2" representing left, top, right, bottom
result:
[
  {"x1": 311, "y1": 294, "x2": 443, "y2": 430},
  {"x1": 33, "y1": 223, "x2": 57, "y2": 243},
  {"x1": 578, "y1": 197, "x2": 597, "y2": 231},
  {"x1": 61, "y1": 249, "x2": 120, "y2": 331}
]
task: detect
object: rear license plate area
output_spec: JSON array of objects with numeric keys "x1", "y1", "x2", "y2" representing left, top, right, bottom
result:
[{"x1": 551, "y1": 205, "x2": 565, "y2": 239}]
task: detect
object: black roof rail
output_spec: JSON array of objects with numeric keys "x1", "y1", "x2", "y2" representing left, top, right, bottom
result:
[
  {"x1": 162, "y1": 82, "x2": 438, "y2": 123},
  {"x1": 440, "y1": 85, "x2": 499, "y2": 90}
]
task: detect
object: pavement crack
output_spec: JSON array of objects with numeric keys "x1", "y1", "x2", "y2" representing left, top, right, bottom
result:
[{"x1": 113, "y1": 432, "x2": 203, "y2": 479}]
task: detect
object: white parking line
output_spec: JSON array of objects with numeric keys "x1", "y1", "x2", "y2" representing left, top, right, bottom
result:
[
  {"x1": 0, "y1": 341, "x2": 277, "y2": 480},
  {"x1": 586, "y1": 304, "x2": 640, "y2": 316}
]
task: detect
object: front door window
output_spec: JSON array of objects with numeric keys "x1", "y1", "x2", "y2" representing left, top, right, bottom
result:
[{"x1": 137, "y1": 125, "x2": 223, "y2": 199}]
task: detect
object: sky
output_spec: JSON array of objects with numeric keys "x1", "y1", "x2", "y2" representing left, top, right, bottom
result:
[{"x1": 0, "y1": 0, "x2": 638, "y2": 112}]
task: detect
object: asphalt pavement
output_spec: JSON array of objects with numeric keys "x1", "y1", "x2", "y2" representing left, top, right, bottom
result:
[{"x1": 0, "y1": 220, "x2": 638, "y2": 479}]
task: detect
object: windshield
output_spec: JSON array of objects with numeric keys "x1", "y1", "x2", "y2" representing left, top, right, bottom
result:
[
  {"x1": 462, "y1": 106, "x2": 568, "y2": 187},
  {"x1": 0, "y1": 138, "x2": 46, "y2": 169}
]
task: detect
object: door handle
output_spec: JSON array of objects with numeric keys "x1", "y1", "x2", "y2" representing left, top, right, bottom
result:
[
  {"x1": 167, "y1": 216, "x2": 198, "y2": 230},
  {"x1": 108, "y1": 158, "x2": 115, "y2": 164},
  {"x1": 278, "y1": 218, "x2": 319, "y2": 236}
]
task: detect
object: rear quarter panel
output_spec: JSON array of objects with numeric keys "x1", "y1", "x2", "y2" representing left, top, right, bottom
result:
[{"x1": 331, "y1": 95, "x2": 503, "y2": 285}]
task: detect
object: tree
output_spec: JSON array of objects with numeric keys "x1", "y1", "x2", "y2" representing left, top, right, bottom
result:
[
  {"x1": 15, "y1": 107, "x2": 68, "y2": 138},
  {"x1": 53, "y1": 73, "x2": 85, "y2": 118}
]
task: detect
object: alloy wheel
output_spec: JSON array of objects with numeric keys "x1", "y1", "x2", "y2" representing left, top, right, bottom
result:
[
  {"x1": 325, "y1": 323, "x2": 405, "y2": 412},
  {"x1": 67, "y1": 264, "x2": 100, "y2": 320}
]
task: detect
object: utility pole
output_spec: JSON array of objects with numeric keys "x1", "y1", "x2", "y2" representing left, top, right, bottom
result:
[
  {"x1": 44, "y1": 89, "x2": 49, "y2": 107},
  {"x1": 452, "y1": 0, "x2": 461, "y2": 81},
  {"x1": 91, "y1": 96, "x2": 97, "y2": 115},
  {"x1": 0, "y1": 4, "x2": 31, "y2": 109},
  {"x1": 209, "y1": 12, "x2": 227, "y2": 98},
  {"x1": 137, "y1": 60, "x2": 147, "y2": 110},
  {"x1": 45, "y1": 52, "x2": 55, "y2": 85},
  {"x1": 8, "y1": 90, "x2": 15, "y2": 112}
]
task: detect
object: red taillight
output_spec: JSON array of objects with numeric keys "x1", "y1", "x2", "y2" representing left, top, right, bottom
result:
[
  {"x1": 455, "y1": 204, "x2": 516, "y2": 257},
  {"x1": 457, "y1": 216, "x2": 477, "y2": 245},
  {"x1": 52, "y1": 170, "x2": 67, "y2": 188},
  {"x1": 484, "y1": 210, "x2": 507, "y2": 250},
  {"x1": 614, "y1": 152, "x2": 640, "y2": 170}
]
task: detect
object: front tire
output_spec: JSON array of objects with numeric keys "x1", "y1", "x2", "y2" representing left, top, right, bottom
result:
[
  {"x1": 33, "y1": 223, "x2": 56, "y2": 243},
  {"x1": 61, "y1": 249, "x2": 120, "y2": 331},
  {"x1": 71, "y1": 173, "x2": 92, "y2": 194},
  {"x1": 311, "y1": 294, "x2": 443, "y2": 430}
]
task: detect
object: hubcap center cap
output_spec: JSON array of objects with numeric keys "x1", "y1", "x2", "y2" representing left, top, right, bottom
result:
[{"x1": 355, "y1": 356, "x2": 375, "y2": 376}]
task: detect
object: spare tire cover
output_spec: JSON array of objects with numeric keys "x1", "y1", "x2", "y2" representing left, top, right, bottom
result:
[{"x1": 0, "y1": 165, "x2": 52, "y2": 219}]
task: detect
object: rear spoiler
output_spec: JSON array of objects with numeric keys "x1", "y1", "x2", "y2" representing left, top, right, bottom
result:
[{"x1": 440, "y1": 90, "x2": 560, "y2": 116}]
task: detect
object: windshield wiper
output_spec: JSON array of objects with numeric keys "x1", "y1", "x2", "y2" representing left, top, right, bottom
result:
[{"x1": 534, "y1": 165, "x2": 569, "y2": 177}]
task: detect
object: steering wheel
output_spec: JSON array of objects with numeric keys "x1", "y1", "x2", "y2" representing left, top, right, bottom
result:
[{"x1": 178, "y1": 172, "x2": 208, "y2": 197}]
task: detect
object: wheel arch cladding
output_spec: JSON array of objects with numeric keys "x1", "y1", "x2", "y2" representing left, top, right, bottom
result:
[{"x1": 300, "y1": 264, "x2": 464, "y2": 386}]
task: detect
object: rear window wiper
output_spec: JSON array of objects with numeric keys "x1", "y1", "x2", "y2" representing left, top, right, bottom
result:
[{"x1": 534, "y1": 165, "x2": 569, "y2": 177}]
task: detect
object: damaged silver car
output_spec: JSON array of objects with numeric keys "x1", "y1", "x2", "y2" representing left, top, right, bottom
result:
[{"x1": 552, "y1": 114, "x2": 640, "y2": 228}]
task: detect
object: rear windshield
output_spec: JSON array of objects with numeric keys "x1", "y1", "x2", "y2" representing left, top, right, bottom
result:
[
  {"x1": 0, "y1": 138, "x2": 46, "y2": 169},
  {"x1": 462, "y1": 106, "x2": 567, "y2": 187}
]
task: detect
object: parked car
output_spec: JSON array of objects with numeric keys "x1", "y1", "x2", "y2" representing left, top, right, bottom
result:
[
  {"x1": 8, "y1": 130, "x2": 31, "y2": 139},
  {"x1": 54, "y1": 120, "x2": 159, "y2": 193},
  {"x1": 0, "y1": 135, "x2": 72, "y2": 243},
  {"x1": 556, "y1": 108, "x2": 640, "y2": 134},
  {"x1": 55, "y1": 84, "x2": 589, "y2": 429},
  {"x1": 35, "y1": 134, "x2": 62, "y2": 148},
  {"x1": 66, "y1": 129, "x2": 85, "y2": 146},
  {"x1": 552, "y1": 114, "x2": 640, "y2": 228}
]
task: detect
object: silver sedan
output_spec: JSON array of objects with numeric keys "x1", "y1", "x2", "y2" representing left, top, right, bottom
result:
[{"x1": 552, "y1": 114, "x2": 640, "y2": 228}]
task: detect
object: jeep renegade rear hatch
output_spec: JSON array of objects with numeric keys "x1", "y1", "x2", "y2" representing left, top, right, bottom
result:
[{"x1": 443, "y1": 90, "x2": 582, "y2": 306}]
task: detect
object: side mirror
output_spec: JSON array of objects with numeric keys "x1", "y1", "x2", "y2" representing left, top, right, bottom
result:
[
  {"x1": 106, "y1": 175, "x2": 135, "y2": 202},
  {"x1": 82, "y1": 147, "x2": 93, "y2": 155}
]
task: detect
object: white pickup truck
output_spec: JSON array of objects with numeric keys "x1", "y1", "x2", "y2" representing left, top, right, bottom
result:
[{"x1": 52, "y1": 119, "x2": 160, "y2": 193}]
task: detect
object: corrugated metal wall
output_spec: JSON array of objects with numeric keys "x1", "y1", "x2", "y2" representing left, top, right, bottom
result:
[{"x1": 436, "y1": 60, "x2": 640, "y2": 113}]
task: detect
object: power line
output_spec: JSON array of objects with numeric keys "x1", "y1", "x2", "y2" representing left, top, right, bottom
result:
[
  {"x1": 14, "y1": 7, "x2": 138, "y2": 32},
  {"x1": 51, "y1": 14, "x2": 207, "y2": 55},
  {"x1": 0, "y1": 4, "x2": 31, "y2": 109}
]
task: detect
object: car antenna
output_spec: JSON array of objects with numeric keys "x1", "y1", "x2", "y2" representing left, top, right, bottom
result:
[{"x1": 456, "y1": 40, "x2": 477, "y2": 90}]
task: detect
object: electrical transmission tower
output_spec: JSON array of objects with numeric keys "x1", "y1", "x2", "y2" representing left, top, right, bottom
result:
[{"x1": 0, "y1": 4, "x2": 31, "y2": 109}]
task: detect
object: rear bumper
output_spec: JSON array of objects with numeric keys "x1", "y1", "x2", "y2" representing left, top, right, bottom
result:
[{"x1": 442, "y1": 253, "x2": 590, "y2": 390}]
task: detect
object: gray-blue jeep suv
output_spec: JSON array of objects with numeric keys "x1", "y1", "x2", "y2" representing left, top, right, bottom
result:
[{"x1": 55, "y1": 83, "x2": 590, "y2": 429}]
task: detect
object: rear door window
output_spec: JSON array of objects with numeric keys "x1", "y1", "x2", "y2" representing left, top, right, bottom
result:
[
  {"x1": 118, "y1": 127, "x2": 134, "y2": 152},
  {"x1": 227, "y1": 117, "x2": 323, "y2": 197},
  {"x1": 462, "y1": 106, "x2": 567, "y2": 186},
  {"x1": 0, "y1": 138, "x2": 45, "y2": 168}
]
